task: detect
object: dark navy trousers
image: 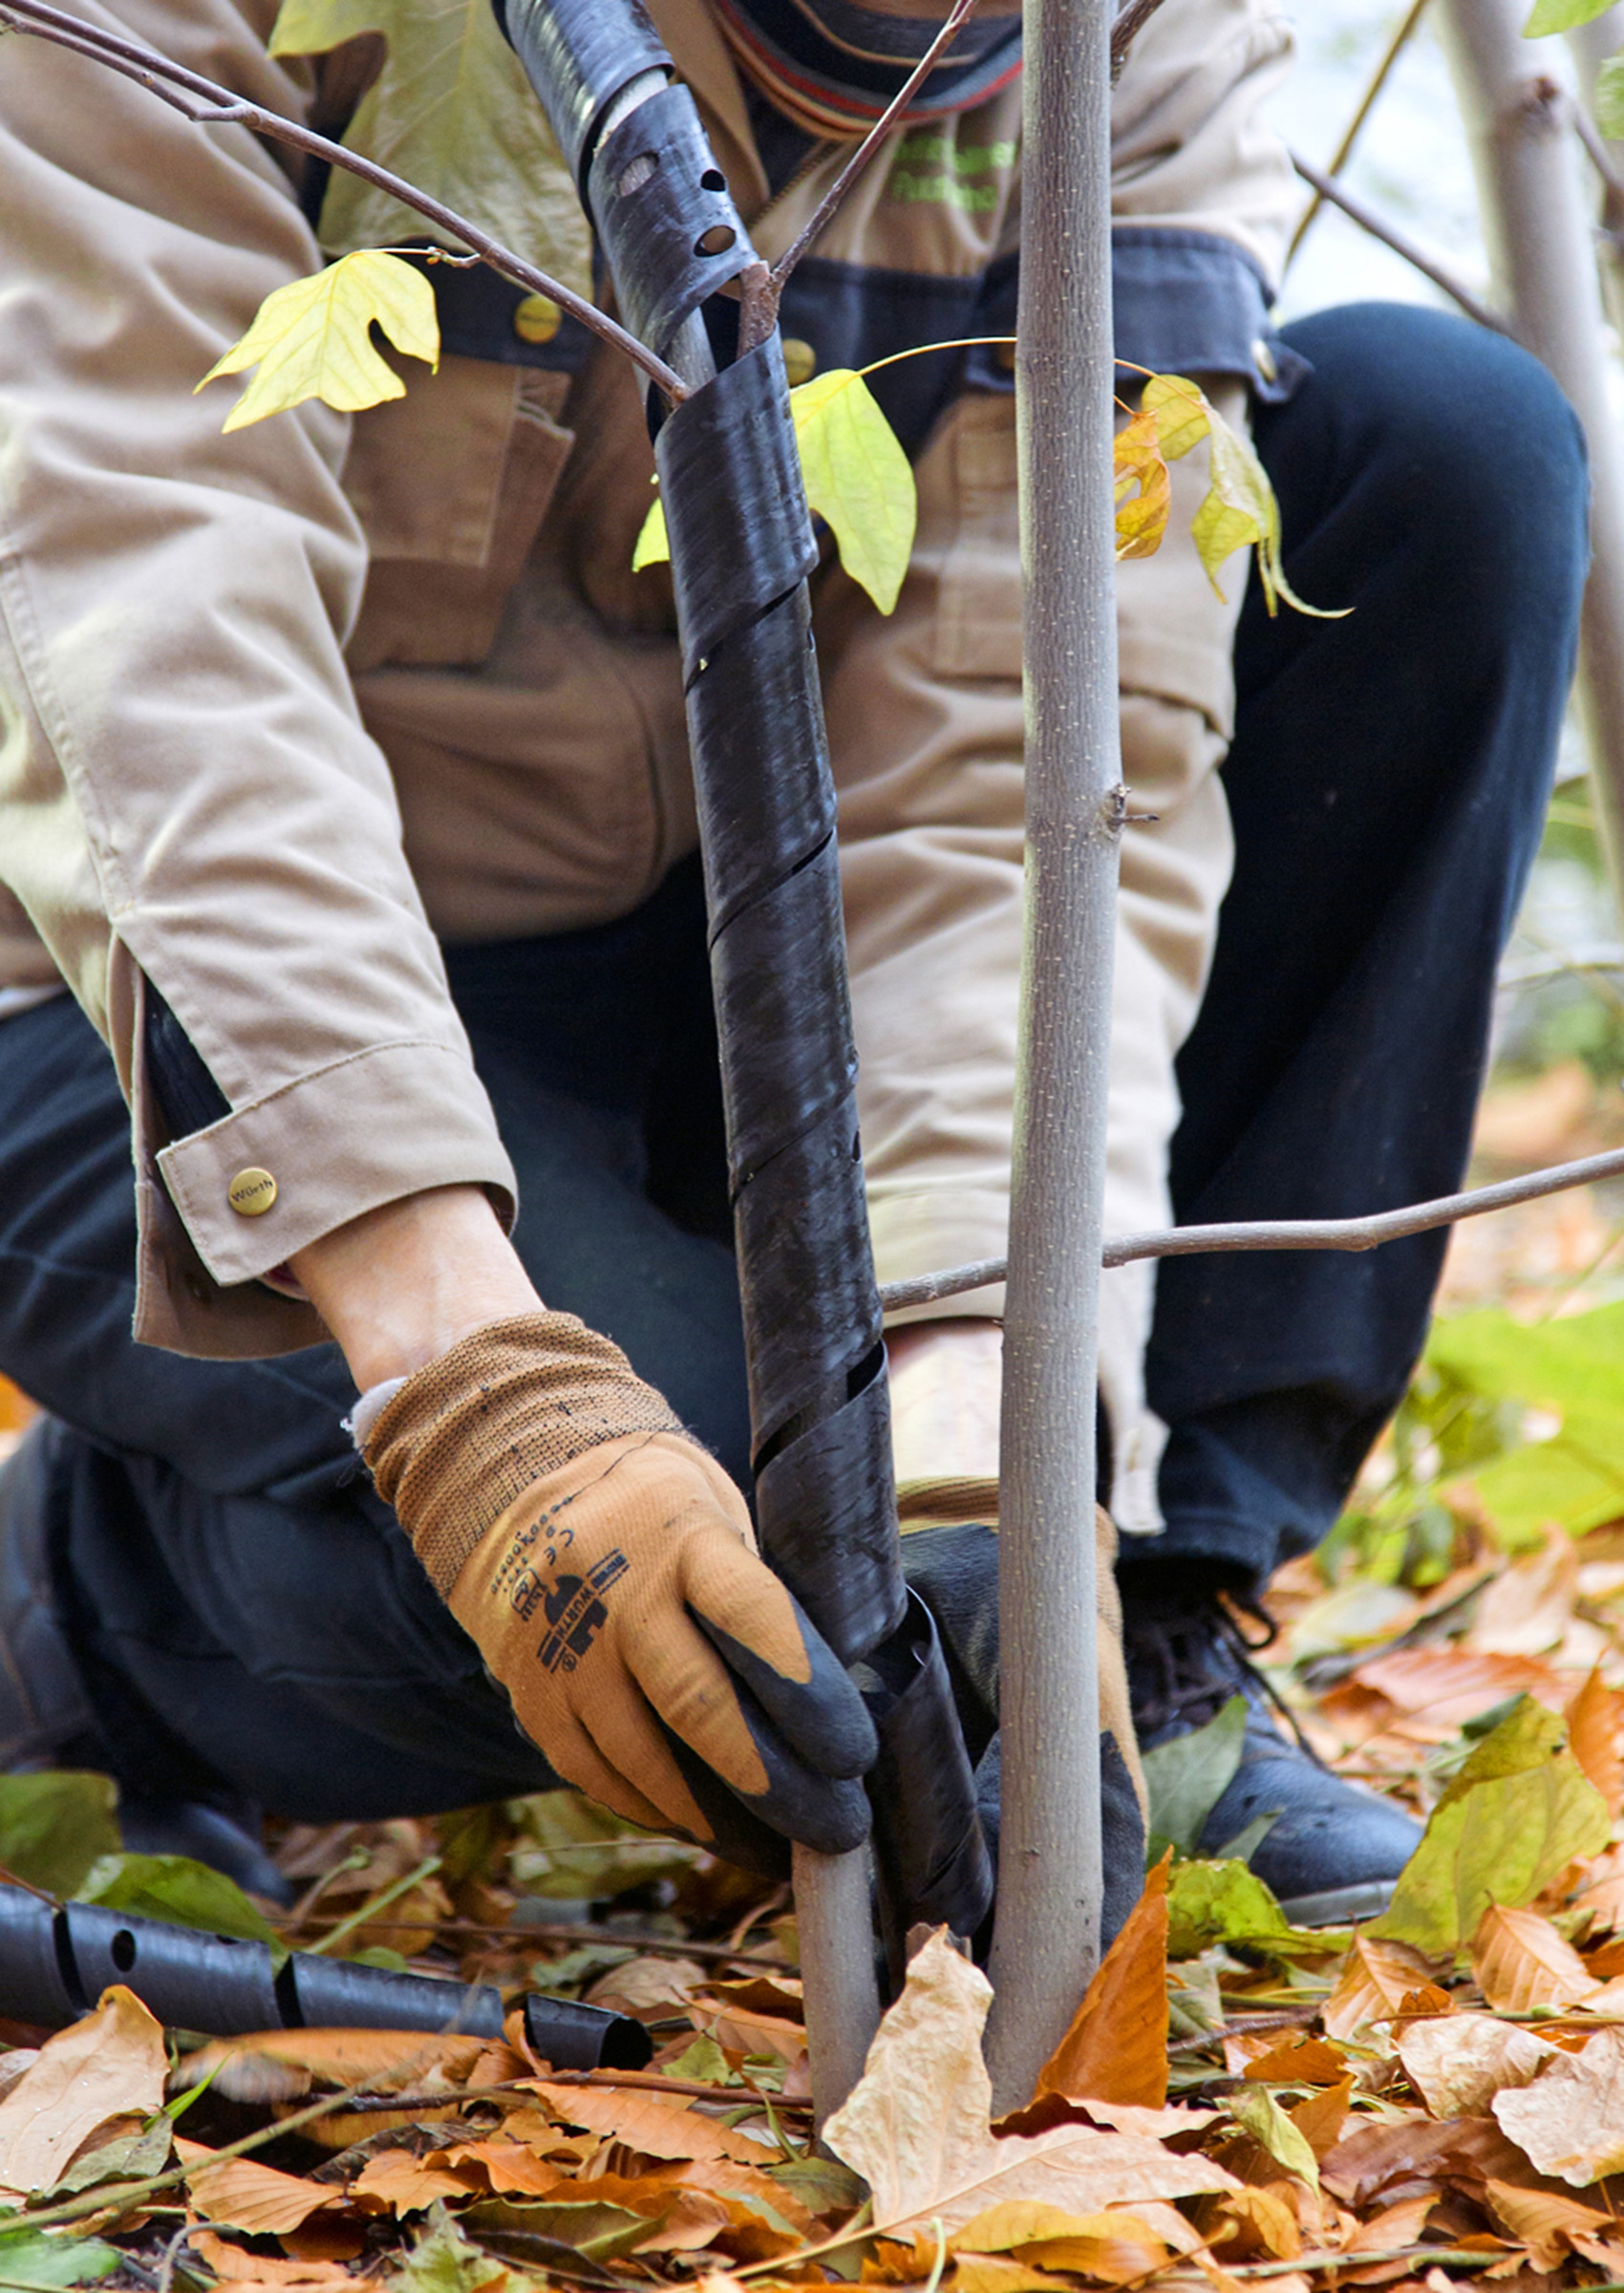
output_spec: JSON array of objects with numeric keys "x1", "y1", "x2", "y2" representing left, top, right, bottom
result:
[{"x1": 0, "y1": 305, "x2": 1590, "y2": 1819}]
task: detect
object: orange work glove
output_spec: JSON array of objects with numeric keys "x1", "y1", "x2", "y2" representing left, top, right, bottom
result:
[{"x1": 362, "y1": 1313, "x2": 875, "y2": 1872}]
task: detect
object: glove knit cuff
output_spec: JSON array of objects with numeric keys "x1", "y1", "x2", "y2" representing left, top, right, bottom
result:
[{"x1": 365, "y1": 1311, "x2": 683, "y2": 1595}]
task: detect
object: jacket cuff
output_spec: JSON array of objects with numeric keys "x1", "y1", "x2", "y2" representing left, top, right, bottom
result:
[{"x1": 154, "y1": 1039, "x2": 517, "y2": 1288}]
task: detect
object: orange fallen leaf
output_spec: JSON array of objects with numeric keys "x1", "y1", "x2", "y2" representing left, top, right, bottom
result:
[
  {"x1": 951, "y1": 2260, "x2": 1071, "y2": 2293},
  {"x1": 185, "y1": 2148, "x2": 354, "y2": 2236},
  {"x1": 1481, "y1": 2177, "x2": 1613, "y2": 2269},
  {"x1": 174, "y1": 2027, "x2": 483, "y2": 2099},
  {"x1": 1322, "y1": 1937, "x2": 1436, "y2": 2043},
  {"x1": 0, "y1": 1985, "x2": 166, "y2": 2196},
  {"x1": 524, "y1": 2080, "x2": 780, "y2": 2164},
  {"x1": 1288, "y1": 2077, "x2": 1355, "y2": 2161},
  {"x1": 1244, "y1": 2033, "x2": 1351, "y2": 2087},
  {"x1": 1567, "y1": 1668, "x2": 1624, "y2": 1821},
  {"x1": 188, "y1": 2232, "x2": 354, "y2": 2289},
  {"x1": 1472, "y1": 1903, "x2": 1599, "y2": 2013},
  {"x1": 349, "y1": 2148, "x2": 477, "y2": 2213},
  {"x1": 1028, "y1": 1855, "x2": 1168, "y2": 2111},
  {"x1": 1203, "y1": 2185, "x2": 1302, "y2": 2262}
]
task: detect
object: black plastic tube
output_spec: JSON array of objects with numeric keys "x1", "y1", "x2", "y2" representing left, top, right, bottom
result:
[{"x1": 0, "y1": 1886, "x2": 650, "y2": 2068}]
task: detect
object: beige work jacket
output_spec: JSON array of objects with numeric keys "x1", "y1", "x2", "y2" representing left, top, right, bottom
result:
[{"x1": 0, "y1": 0, "x2": 1295, "y2": 1521}]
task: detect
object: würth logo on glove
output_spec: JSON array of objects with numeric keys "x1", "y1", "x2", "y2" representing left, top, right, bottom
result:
[{"x1": 537, "y1": 1549, "x2": 630, "y2": 1673}]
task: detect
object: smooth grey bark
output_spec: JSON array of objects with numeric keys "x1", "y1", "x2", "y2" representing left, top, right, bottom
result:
[
  {"x1": 1438, "y1": 0, "x2": 1624, "y2": 908},
  {"x1": 983, "y1": 0, "x2": 1120, "y2": 2114}
]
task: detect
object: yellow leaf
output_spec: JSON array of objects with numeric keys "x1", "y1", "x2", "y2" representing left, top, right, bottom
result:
[
  {"x1": 1472, "y1": 1901, "x2": 1600, "y2": 2012},
  {"x1": 1141, "y1": 373, "x2": 1211, "y2": 462},
  {"x1": 268, "y1": 0, "x2": 591, "y2": 296},
  {"x1": 1227, "y1": 2087, "x2": 1319, "y2": 2193},
  {"x1": 822, "y1": 1930, "x2": 1235, "y2": 2239},
  {"x1": 791, "y1": 369, "x2": 917, "y2": 614},
  {"x1": 200, "y1": 250, "x2": 438, "y2": 431},
  {"x1": 1113, "y1": 408, "x2": 1170, "y2": 563},
  {"x1": 630, "y1": 369, "x2": 918, "y2": 615}
]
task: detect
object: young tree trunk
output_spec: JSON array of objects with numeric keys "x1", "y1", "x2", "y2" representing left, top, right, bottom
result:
[
  {"x1": 1439, "y1": 0, "x2": 1624, "y2": 909},
  {"x1": 983, "y1": 0, "x2": 1120, "y2": 2115}
]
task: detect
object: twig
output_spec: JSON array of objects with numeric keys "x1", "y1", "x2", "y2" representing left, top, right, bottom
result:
[
  {"x1": 0, "y1": 0, "x2": 687, "y2": 403},
  {"x1": 876, "y1": 1141, "x2": 1624, "y2": 1313},
  {"x1": 1571, "y1": 92, "x2": 1624, "y2": 206},
  {"x1": 528, "y1": 2067, "x2": 813, "y2": 2110},
  {"x1": 298, "y1": 1853, "x2": 440, "y2": 1958},
  {"x1": 1288, "y1": 0, "x2": 1434, "y2": 262},
  {"x1": 1109, "y1": 0, "x2": 1173, "y2": 78},
  {"x1": 766, "y1": 0, "x2": 981, "y2": 302},
  {"x1": 1288, "y1": 150, "x2": 1507, "y2": 332},
  {"x1": 1166, "y1": 2007, "x2": 1326, "y2": 2055}
]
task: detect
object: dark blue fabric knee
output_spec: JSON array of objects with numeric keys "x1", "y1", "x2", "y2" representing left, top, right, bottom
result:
[{"x1": 1143, "y1": 303, "x2": 1590, "y2": 1588}]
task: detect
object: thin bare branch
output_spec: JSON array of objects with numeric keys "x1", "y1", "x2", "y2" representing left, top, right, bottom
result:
[
  {"x1": 768, "y1": 0, "x2": 981, "y2": 298},
  {"x1": 1571, "y1": 89, "x2": 1624, "y2": 207},
  {"x1": 1109, "y1": 0, "x2": 1171, "y2": 80},
  {"x1": 1288, "y1": 0, "x2": 1434, "y2": 262},
  {"x1": 1288, "y1": 148, "x2": 1507, "y2": 332},
  {"x1": 0, "y1": 0, "x2": 689, "y2": 403},
  {"x1": 876, "y1": 1142, "x2": 1624, "y2": 1314}
]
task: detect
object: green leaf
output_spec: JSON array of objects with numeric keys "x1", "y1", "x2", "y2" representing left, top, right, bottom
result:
[
  {"x1": 1371, "y1": 1695, "x2": 1610, "y2": 1955},
  {"x1": 507, "y1": 1789, "x2": 697, "y2": 1901},
  {"x1": 1524, "y1": 0, "x2": 1613, "y2": 32},
  {"x1": 1142, "y1": 1694, "x2": 1248, "y2": 1856},
  {"x1": 460, "y1": 2197, "x2": 668, "y2": 2261},
  {"x1": 1165, "y1": 1858, "x2": 1293, "y2": 1960},
  {"x1": 1424, "y1": 1301, "x2": 1624, "y2": 1545},
  {"x1": 45, "y1": 2118, "x2": 172, "y2": 2198},
  {"x1": 0, "y1": 1773, "x2": 118, "y2": 1899},
  {"x1": 660, "y1": 2033, "x2": 737, "y2": 2085},
  {"x1": 268, "y1": 0, "x2": 592, "y2": 298},
  {"x1": 1229, "y1": 2088, "x2": 1320, "y2": 2192},
  {"x1": 393, "y1": 2208, "x2": 511, "y2": 2293},
  {"x1": 1199, "y1": 396, "x2": 1345, "y2": 619},
  {"x1": 1141, "y1": 372, "x2": 1212, "y2": 461},
  {"x1": 0, "y1": 2233, "x2": 120, "y2": 2290},
  {"x1": 75, "y1": 1854, "x2": 282, "y2": 1947},
  {"x1": 199, "y1": 250, "x2": 438, "y2": 430},
  {"x1": 791, "y1": 369, "x2": 917, "y2": 612},
  {"x1": 1598, "y1": 56, "x2": 1624, "y2": 139}
]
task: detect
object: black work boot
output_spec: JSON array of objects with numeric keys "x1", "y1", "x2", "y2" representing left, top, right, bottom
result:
[
  {"x1": 0, "y1": 1418, "x2": 292, "y2": 1904},
  {"x1": 1120, "y1": 1566, "x2": 1421, "y2": 1925}
]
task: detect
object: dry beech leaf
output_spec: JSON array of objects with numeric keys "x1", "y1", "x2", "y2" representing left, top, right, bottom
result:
[
  {"x1": 524, "y1": 2080, "x2": 780, "y2": 2164},
  {"x1": 823, "y1": 1929, "x2": 1236, "y2": 2238},
  {"x1": 1020, "y1": 2210, "x2": 1182, "y2": 2282},
  {"x1": 1321, "y1": 1937, "x2": 1436, "y2": 2042},
  {"x1": 1243, "y1": 2033, "x2": 1351, "y2": 2087},
  {"x1": 184, "y1": 2146, "x2": 353, "y2": 2236},
  {"x1": 348, "y1": 2150, "x2": 475, "y2": 2213},
  {"x1": 1567, "y1": 1667, "x2": 1624, "y2": 1819},
  {"x1": 951, "y1": 2259, "x2": 1071, "y2": 2293},
  {"x1": 1472, "y1": 1903, "x2": 1599, "y2": 2012},
  {"x1": 1397, "y1": 2011, "x2": 1557, "y2": 2117},
  {"x1": 1343, "y1": 2194, "x2": 1437, "y2": 2255},
  {"x1": 432, "y1": 2138, "x2": 570, "y2": 2196},
  {"x1": 0, "y1": 1986, "x2": 165, "y2": 2196},
  {"x1": 1480, "y1": 2177, "x2": 1613, "y2": 2269},
  {"x1": 1572, "y1": 1837, "x2": 1624, "y2": 1935},
  {"x1": 174, "y1": 2029, "x2": 482, "y2": 2094},
  {"x1": 1288, "y1": 2077, "x2": 1356, "y2": 2161},
  {"x1": 1031, "y1": 1855, "x2": 1169, "y2": 2111},
  {"x1": 704, "y1": 1976, "x2": 805, "y2": 2024},
  {"x1": 188, "y1": 2233, "x2": 354, "y2": 2291},
  {"x1": 1205, "y1": 2185, "x2": 1302, "y2": 2262},
  {"x1": 1492, "y1": 2023, "x2": 1624, "y2": 2185}
]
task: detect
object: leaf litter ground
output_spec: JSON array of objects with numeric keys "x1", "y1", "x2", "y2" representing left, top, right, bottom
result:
[{"x1": 2, "y1": 1086, "x2": 1624, "y2": 2293}]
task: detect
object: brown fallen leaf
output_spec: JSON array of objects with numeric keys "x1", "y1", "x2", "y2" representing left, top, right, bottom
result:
[
  {"x1": 1021, "y1": 2209, "x2": 1184, "y2": 2282},
  {"x1": 704, "y1": 1976, "x2": 805, "y2": 2023},
  {"x1": 1472, "y1": 1904, "x2": 1598, "y2": 2013},
  {"x1": 951, "y1": 2259, "x2": 1071, "y2": 2293},
  {"x1": 1347, "y1": 1650, "x2": 1563, "y2": 1731},
  {"x1": 348, "y1": 2148, "x2": 477, "y2": 2213},
  {"x1": 186, "y1": 2146, "x2": 358, "y2": 2236},
  {"x1": 1481, "y1": 2177, "x2": 1613, "y2": 2269},
  {"x1": 1322, "y1": 1938, "x2": 1437, "y2": 2043},
  {"x1": 524, "y1": 2079, "x2": 780, "y2": 2163},
  {"x1": 1566, "y1": 1669, "x2": 1623, "y2": 1821},
  {"x1": 1243, "y1": 2033, "x2": 1351, "y2": 2087},
  {"x1": 1203, "y1": 2185, "x2": 1302, "y2": 2262},
  {"x1": 1491, "y1": 2023, "x2": 1624, "y2": 2185},
  {"x1": 823, "y1": 1929, "x2": 1236, "y2": 2238},
  {"x1": 173, "y1": 2027, "x2": 483, "y2": 2098},
  {"x1": 1397, "y1": 2012, "x2": 1558, "y2": 2117},
  {"x1": 434, "y1": 2137, "x2": 573, "y2": 2196},
  {"x1": 1572, "y1": 1839, "x2": 1624, "y2": 1936},
  {"x1": 584, "y1": 1955, "x2": 707, "y2": 2017},
  {"x1": 0, "y1": 1985, "x2": 165, "y2": 2196},
  {"x1": 1342, "y1": 2195, "x2": 1437, "y2": 2255},
  {"x1": 1288, "y1": 2077, "x2": 1356, "y2": 2161},
  {"x1": 1030, "y1": 1855, "x2": 1169, "y2": 2111},
  {"x1": 188, "y1": 2232, "x2": 354, "y2": 2290}
]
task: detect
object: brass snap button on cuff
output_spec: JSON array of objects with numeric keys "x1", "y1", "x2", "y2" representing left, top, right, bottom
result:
[
  {"x1": 1251, "y1": 336, "x2": 1278, "y2": 384},
  {"x1": 782, "y1": 336, "x2": 818, "y2": 387},
  {"x1": 227, "y1": 1167, "x2": 278, "y2": 1217},
  {"x1": 514, "y1": 293, "x2": 562, "y2": 345}
]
